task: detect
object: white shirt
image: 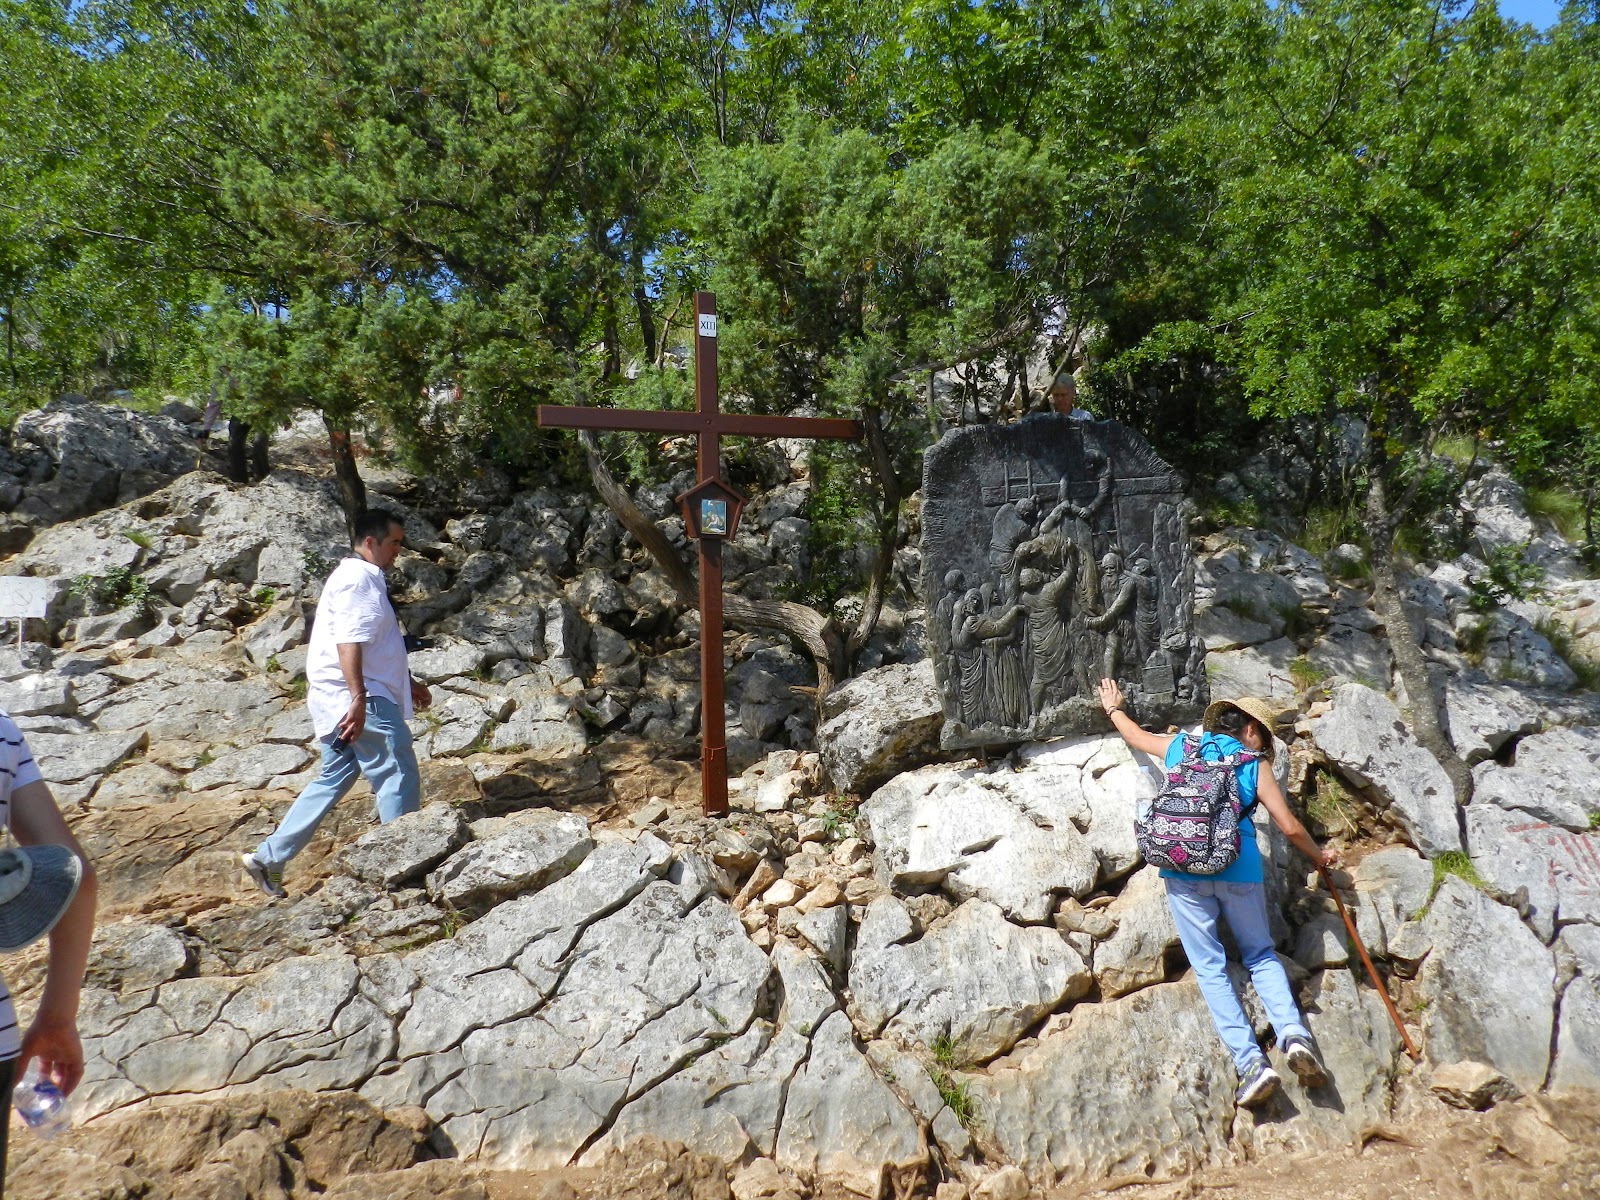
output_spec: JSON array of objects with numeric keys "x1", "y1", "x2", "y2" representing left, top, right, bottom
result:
[
  {"x1": 305, "y1": 557, "x2": 413, "y2": 738},
  {"x1": 0, "y1": 712, "x2": 42, "y2": 1060}
]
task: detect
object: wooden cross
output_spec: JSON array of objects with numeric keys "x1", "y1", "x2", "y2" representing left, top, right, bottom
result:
[{"x1": 537, "y1": 291, "x2": 863, "y2": 816}]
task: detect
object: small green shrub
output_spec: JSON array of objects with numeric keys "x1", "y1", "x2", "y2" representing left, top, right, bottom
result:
[
  {"x1": 1199, "y1": 494, "x2": 1264, "y2": 532},
  {"x1": 70, "y1": 566, "x2": 155, "y2": 615},
  {"x1": 302, "y1": 550, "x2": 334, "y2": 578},
  {"x1": 1298, "y1": 506, "x2": 1361, "y2": 559},
  {"x1": 926, "y1": 1034, "x2": 976, "y2": 1129},
  {"x1": 1428, "y1": 851, "x2": 1483, "y2": 903},
  {"x1": 263, "y1": 654, "x2": 282, "y2": 674},
  {"x1": 1288, "y1": 656, "x2": 1325, "y2": 691},
  {"x1": 287, "y1": 677, "x2": 308, "y2": 701},
  {"x1": 1456, "y1": 616, "x2": 1490, "y2": 665},
  {"x1": 1524, "y1": 486, "x2": 1585, "y2": 543},
  {"x1": 1434, "y1": 435, "x2": 1480, "y2": 468},
  {"x1": 120, "y1": 527, "x2": 154, "y2": 550},
  {"x1": 1534, "y1": 616, "x2": 1600, "y2": 691},
  {"x1": 1275, "y1": 601, "x2": 1314, "y2": 641},
  {"x1": 1305, "y1": 773, "x2": 1359, "y2": 837},
  {"x1": 253, "y1": 586, "x2": 278, "y2": 608},
  {"x1": 931, "y1": 1067, "x2": 976, "y2": 1129},
  {"x1": 1467, "y1": 544, "x2": 1546, "y2": 613}
]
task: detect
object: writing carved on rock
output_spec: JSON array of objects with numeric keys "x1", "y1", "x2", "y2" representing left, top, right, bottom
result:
[{"x1": 921, "y1": 415, "x2": 1207, "y2": 749}]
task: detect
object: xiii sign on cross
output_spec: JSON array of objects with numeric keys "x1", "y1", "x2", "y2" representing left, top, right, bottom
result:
[{"x1": 537, "y1": 291, "x2": 863, "y2": 817}]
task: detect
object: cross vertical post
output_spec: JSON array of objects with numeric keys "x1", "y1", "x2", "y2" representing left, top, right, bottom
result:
[
  {"x1": 535, "y1": 291, "x2": 863, "y2": 818},
  {"x1": 693, "y1": 292, "x2": 729, "y2": 816}
]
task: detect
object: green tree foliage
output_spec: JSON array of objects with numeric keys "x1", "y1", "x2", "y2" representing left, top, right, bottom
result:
[
  {"x1": 1147, "y1": 0, "x2": 1600, "y2": 794},
  {"x1": 3, "y1": 0, "x2": 1597, "y2": 687}
]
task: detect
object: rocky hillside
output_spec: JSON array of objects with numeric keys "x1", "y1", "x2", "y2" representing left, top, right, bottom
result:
[{"x1": 2, "y1": 397, "x2": 1598, "y2": 1200}]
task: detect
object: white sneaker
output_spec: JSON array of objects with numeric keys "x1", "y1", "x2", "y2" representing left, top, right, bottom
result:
[{"x1": 241, "y1": 852, "x2": 286, "y2": 899}]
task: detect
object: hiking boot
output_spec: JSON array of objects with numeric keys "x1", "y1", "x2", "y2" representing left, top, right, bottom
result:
[
  {"x1": 1282, "y1": 1033, "x2": 1328, "y2": 1088},
  {"x1": 241, "y1": 852, "x2": 286, "y2": 899},
  {"x1": 1235, "y1": 1058, "x2": 1280, "y2": 1109}
]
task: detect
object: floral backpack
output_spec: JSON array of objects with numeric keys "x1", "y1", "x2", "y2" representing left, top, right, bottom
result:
[{"x1": 1135, "y1": 734, "x2": 1258, "y2": 875}]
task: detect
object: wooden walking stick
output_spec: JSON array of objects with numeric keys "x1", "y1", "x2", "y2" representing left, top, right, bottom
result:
[{"x1": 1316, "y1": 863, "x2": 1420, "y2": 1061}]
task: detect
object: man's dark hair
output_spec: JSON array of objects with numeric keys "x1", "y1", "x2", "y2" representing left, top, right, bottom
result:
[{"x1": 351, "y1": 508, "x2": 402, "y2": 547}]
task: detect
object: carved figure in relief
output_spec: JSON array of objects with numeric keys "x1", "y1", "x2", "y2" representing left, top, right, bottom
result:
[
  {"x1": 1090, "y1": 549, "x2": 1158, "y2": 679},
  {"x1": 954, "y1": 586, "x2": 1026, "y2": 726},
  {"x1": 1019, "y1": 561, "x2": 1078, "y2": 713},
  {"x1": 921, "y1": 414, "x2": 1205, "y2": 747},
  {"x1": 988, "y1": 496, "x2": 1039, "y2": 601}
]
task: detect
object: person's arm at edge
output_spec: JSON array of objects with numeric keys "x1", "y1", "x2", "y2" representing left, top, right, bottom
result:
[
  {"x1": 1253, "y1": 768, "x2": 1337, "y2": 868},
  {"x1": 336, "y1": 640, "x2": 367, "y2": 742},
  {"x1": 9, "y1": 778, "x2": 97, "y2": 1095},
  {"x1": 1095, "y1": 678, "x2": 1177, "y2": 759}
]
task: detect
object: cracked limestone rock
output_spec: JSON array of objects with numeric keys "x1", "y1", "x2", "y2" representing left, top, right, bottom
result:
[
  {"x1": 1092, "y1": 867, "x2": 1181, "y2": 999},
  {"x1": 1421, "y1": 876, "x2": 1554, "y2": 1092},
  {"x1": 850, "y1": 897, "x2": 1090, "y2": 1064},
  {"x1": 339, "y1": 803, "x2": 470, "y2": 889},
  {"x1": 426, "y1": 877, "x2": 771, "y2": 1169},
  {"x1": 1471, "y1": 726, "x2": 1600, "y2": 831},
  {"x1": 1465, "y1": 803, "x2": 1600, "y2": 941},
  {"x1": 1307, "y1": 683, "x2": 1463, "y2": 857},
  {"x1": 775, "y1": 1010, "x2": 921, "y2": 1197},
  {"x1": 426, "y1": 810, "x2": 594, "y2": 914},
  {"x1": 816, "y1": 660, "x2": 945, "y2": 795},
  {"x1": 971, "y1": 979, "x2": 1237, "y2": 1187},
  {"x1": 863, "y1": 736, "x2": 1150, "y2": 923}
]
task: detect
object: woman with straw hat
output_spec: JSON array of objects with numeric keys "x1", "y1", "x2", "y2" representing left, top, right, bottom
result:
[
  {"x1": 0, "y1": 710, "x2": 97, "y2": 1192},
  {"x1": 1096, "y1": 678, "x2": 1337, "y2": 1110}
]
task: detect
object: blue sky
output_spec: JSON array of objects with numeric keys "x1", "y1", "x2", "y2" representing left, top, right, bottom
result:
[{"x1": 1496, "y1": 0, "x2": 1564, "y2": 28}]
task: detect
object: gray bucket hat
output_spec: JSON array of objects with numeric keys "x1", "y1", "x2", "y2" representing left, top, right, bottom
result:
[{"x1": 0, "y1": 845, "x2": 82, "y2": 953}]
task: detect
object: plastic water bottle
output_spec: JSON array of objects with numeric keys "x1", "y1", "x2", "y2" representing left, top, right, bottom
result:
[{"x1": 13, "y1": 1065, "x2": 70, "y2": 1138}]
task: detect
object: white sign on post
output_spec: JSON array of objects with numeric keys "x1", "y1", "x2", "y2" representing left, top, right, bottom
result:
[
  {"x1": 697, "y1": 313, "x2": 717, "y2": 338},
  {"x1": 0, "y1": 578, "x2": 50, "y2": 649}
]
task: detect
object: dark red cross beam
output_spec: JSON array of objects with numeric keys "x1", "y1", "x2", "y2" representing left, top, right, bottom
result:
[{"x1": 537, "y1": 291, "x2": 862, "y2": 816}]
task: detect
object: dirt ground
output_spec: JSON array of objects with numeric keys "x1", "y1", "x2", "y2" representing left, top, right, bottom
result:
[{"x1": 1054, "y1": 1092, "x2": 1600, "y2": 1200}]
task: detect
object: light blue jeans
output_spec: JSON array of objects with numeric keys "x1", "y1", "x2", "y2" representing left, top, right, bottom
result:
[
  {"x1": 254, "y1": 695, "x2": 420, "y2": 869},
  {"x1": 1164, "y1": 876, "x2": 1311, "y2": 1073}
]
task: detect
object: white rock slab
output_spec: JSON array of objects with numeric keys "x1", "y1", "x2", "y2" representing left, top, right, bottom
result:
[
  {"x1": 1307, "y1": 683, "x2": 1463, "y2": 857},
  {"x1": 972, "y1": 978, "x2": 1236, "y2": 1186},
  {"x1": 1472, "y1": 726, "x2": 1600, "y2": 830},
  {"x1": 816, "y1": 660, "x2": 944, "y2": 795},
  {"x1": 1421, "y1": 877, "x2": 1554, "y2": 1092},
  {"x1": 864, "y1": 736, "x2": 1150, "y2": 923},
  {"x1": 850, "y1": 897, "x2": 1090, "y2": 1063},
  {"x1": 426, "y1": 810, "x2": 594, "y2": 914},
  {"x1": 775, "y1": 1010, "x2": 921, "y2": 1196},
  {"x1": 339, "y1": 803, "x2": 470, "y2": 889},
  {"x1": 184, "y1": 741, "x2": 313, "y2": 792},
  {"x1": 1441, "y1": 681, "x2": 1542, "y2": 764},
  {"x1": 1204, "y1": 638, "x2": 1300, "y2": 705},
  {"x1": 1465, "y1": 803, "x2": 1600, "y2": 941},
  {"x1": 1092, "y1": 867, "x2": 1180, "y2": 999}
]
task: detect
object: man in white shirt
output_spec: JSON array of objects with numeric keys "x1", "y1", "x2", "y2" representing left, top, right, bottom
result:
[{"x1": 243, "y1": 509, "x2": 431, "y2": 898}]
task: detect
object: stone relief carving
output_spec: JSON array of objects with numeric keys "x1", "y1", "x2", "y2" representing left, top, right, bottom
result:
[{"x1": 921, "y1": 415, "x2": 1207, "y2": 749}]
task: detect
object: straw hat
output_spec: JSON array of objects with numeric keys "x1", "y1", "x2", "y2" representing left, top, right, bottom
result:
[
  {"x1": 1202, "y1": 696, "x2": 1288, "y2": 761},
  {"x1": 0, "y1": 845, "x2": 83, "y2": 954}
]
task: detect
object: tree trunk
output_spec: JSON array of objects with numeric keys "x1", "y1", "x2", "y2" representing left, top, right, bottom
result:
[
  {"x1": 848, "y1": 407, "x2": 902, "y2": 659},
  {"x1": 250, "y1": 427, "x2": 270, "y2": 481},
  {"x1": 226, "y1": 419, "x2": 252, "y2": 483},
  {"x1": 325, "y1": 419, "x2": 367, "y2": 542},
  {"x1": 577, "y1": 431, "x2": 848, "y2": 696},
  {"x1": 1366, "y1": 465, "x2": 1473, "y2": 806}
]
